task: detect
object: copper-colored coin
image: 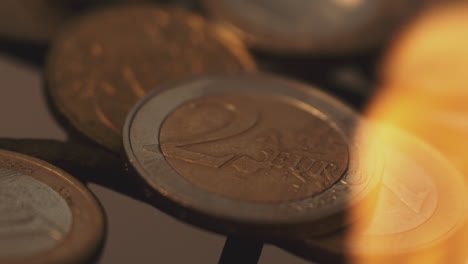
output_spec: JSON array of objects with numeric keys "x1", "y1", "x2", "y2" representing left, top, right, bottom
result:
[
  {"x1": 47, "y1": 5, "x2": 256, "y2": 152},
  {"x1": 280, "y1": 126, "x2": 467, "y2": 263},
  {"x1": 201, "y1": 0, "x2": 418, "y2": 53},
  {"x1": 124, "y1": 73, "x2": 380, "y2": 239},
  {"x1": 160, "y1": 94, "x2": 349, "y2": 202},
  {"x1": 0, "y1": 150, "x2": 105, "y2": 264}
]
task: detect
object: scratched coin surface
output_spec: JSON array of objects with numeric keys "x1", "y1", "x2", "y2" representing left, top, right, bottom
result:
[
  {"x1": 201, "y1": 0, "x2": 417, "y2": 53},
  {"x1": 47, "y1": 5, "x2": 256, "y2": 152},
  {"x1": 0, "y1": 150, "x2": 105, "y2": 264},
  {"x1": 280, "y1": 126, "x2": 467, "y2": 263},
  {"x1": 124, "y1": 73, "x2": 380, "y2": 239}
]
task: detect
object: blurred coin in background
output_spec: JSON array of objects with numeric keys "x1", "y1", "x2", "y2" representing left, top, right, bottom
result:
[
  {"x1": 201, "y1": 0, "x2": 419, "y2": 54},
  {"x1": 123, "y1": 73, "x2": 381, "y2": 239},
  {"x1": 0, "y1": 150, "x2": 105, "y2": 264},
  {"x1": 376, "y1": 2, "x2": 468, "y2": 177},
  {"x1": 46, "y1": 5, "x2": 256, "y2": 153},
  {"x1": 281, "y1": 126, "x2": 467, "y2": 263}
]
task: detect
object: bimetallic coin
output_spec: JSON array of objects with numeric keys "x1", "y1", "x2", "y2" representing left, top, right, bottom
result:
[
  {"x1": 47, "y1": 5, "x2": 256, "y2": 152},
  {"x1": 280, "y1": 126, "x2": 467, "y2": 263},
  {"x1": 0, "y1": 150, "x2": 105, "y2": 264},
  {"x1": 201, "y1": 0, "x2": 417, "y2": 53},
  {"x1": 123, "y1": 73, "x2": 380, "y2": 239}
]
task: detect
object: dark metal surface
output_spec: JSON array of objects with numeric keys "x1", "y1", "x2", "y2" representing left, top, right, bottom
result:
[{"x1": 218, "y1": 237, "x2": 263, "y2": 264}]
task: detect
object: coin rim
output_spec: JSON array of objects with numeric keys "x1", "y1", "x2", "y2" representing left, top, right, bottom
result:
[
  {"x1": 349, "y1": 126, "x2": 468, "y2": 254},
  {"x1": 0, "y1": 150, "x2": 106, "y2": 264},
  {"x1": 123, "y1": 72, "x2": 380, "y2": 238}
]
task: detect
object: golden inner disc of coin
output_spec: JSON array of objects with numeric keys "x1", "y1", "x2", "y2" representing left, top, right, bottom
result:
[{"x1": 160, "y1": 94, "x2": 349, "y2": 202}]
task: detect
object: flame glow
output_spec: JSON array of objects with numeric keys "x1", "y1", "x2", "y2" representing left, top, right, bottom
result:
[{"x1": 348, "y1": 3, "x2": 468, "y2": 264}]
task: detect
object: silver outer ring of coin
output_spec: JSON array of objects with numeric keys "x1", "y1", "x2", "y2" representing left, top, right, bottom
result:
[
  {"x1": 201, "y1": 0, "x2": 420, "y2": 54},
  {"x1": 123, "y1": 73, "x2": 381, "y2": 239},
  {"x1": 0, "y1": 150, "x2": 106, "y2": 264}
]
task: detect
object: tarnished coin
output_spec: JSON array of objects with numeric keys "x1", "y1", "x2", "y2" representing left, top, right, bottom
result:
[
  {"x1": 281, "y1": 126, "x2": 467, "y2": 263},
  {"x1": 46, "y1": 5, "x2": 256, "y2": 152},
  {"x1": 201, "y1": 0, "x2": 417, "y2": 53},
  {"x1": 123, "y1": 73, "x2": 380, "y2": 239},
  {"x1": 0, "y1": 150, "x2": 105, "y2": 264}
]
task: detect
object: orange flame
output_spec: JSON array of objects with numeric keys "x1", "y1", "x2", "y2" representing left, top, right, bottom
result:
[{"x1": 348, "y1": 3, "x2": 468, "y2": 264}]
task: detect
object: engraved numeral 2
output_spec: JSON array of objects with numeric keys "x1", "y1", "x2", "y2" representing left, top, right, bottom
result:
[{"x1": 149, "y1": 99, "x2": 259, "y2": 168}]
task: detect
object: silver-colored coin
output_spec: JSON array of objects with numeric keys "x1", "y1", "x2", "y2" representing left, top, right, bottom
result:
[
  {"x1": 0, "y1": 150, "x2": 105, "y2": 264},
  {"x1": 202, "y1": 0, "x2": 418, "y2": 53},
  {"x1": 123, "y1": 73, "x2": 381, "y2": 239},
  {"x1": 0, "y1": 169, "x2": 72, "y2": 258}
]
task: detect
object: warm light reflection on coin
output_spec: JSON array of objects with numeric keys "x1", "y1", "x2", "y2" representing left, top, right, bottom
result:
[
  {"x1": 281, "y1": 126, "x2": 467, "y2": 263},
  {"x1": 202, "y1": 0, "x2": 416, "y2": 53},
  {"x1": 377, "y1": 2, "x2": 468, "y2": 177},
  {"x1": 347, "y1": 125, "x2": 467, "y2": 262},
  {"x1": 363, "y1": 149, "x2": 439, "y2": 235}
]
